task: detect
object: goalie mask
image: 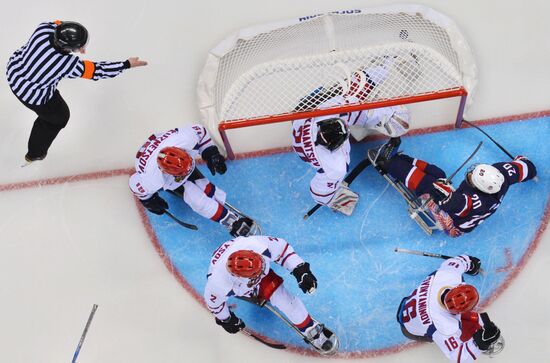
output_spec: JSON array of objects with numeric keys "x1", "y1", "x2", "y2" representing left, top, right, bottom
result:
[
  {"x1": 315, "y1": 118, "x2": 350, "y2": 151},
  {"x1": 226, "y1": 250, "x2": 264, "y2": 279},
  {"x1": 157, "y1": 147, "x2": 195, "y2": 177},
  {"x1": 444, "y1": 284, "x2": 479, "y2": 314},
  {"x1": 467, "y1": 164, "x2": 504, "y2": 194}
]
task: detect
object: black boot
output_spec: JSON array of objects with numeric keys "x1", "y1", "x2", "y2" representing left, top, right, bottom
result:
[{"x1": 367, "y1": 137, "x2": 401, "y2": 172}]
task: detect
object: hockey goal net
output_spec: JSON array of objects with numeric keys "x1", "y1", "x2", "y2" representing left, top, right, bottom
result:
[{"x1": 197, "y1": 4, "x2": 477, "y2": 158}]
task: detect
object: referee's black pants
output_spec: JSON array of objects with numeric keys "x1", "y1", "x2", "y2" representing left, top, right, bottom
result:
[{"x1": 20, "y1": 90, "x2": 70, "y2": 159}]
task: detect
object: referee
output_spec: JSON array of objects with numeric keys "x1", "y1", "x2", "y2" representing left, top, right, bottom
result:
[{"x1": 6, "y1": 20, "x2": 147, "y2": 163}]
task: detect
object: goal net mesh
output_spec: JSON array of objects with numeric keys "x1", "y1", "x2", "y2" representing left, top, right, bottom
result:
[{"x1": 198, "y1": 5, "x2": 476, "y2": 156}]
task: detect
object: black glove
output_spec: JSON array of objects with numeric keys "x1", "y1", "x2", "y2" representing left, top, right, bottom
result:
[
  {"x1": 429, "y1": 178, "x2": 454, "y2": 204},
  {"x1": 466, "y1": 256, "x2": 482, "y2": 276},
  {"x1": 230, "y1": 217, "x2": 254, "y2": 237},
  {"x1": 140, "y1": 193, "x2": 168, "y2": 215},
  {"x1": 215, "y1": 311, "x2": 245, "y2": 334},
  {"x1": 202, "y1": 146, "x2": 227, "y2": 176},
  {"x1": 473, "y1": 313, "x2": 501, "y2": 351},
  {"x1": 291, "y1": 262, "x2": 318, "y2": 294}
]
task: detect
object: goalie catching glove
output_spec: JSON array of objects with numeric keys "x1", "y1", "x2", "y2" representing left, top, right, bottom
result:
[
  {"x1": 328, "y1": 184, "x2": 359, "y2": 216},
  {"x1": 202, "y1": 146, "x2": 227, "y2": 176},
  {"x1": 215, "y1": 311, "x2": 245, "y2": 334},
  {"x1": 292, "y1": 262, "x2": 318, "y2": 294},
  {"x1": 140, "y1": 192, "x2": 168, "y2": 215},
  {"x1": 429, "y1": 178, "x2": 454, "y2": 205}
]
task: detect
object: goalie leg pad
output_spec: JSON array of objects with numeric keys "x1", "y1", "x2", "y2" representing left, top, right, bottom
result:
[{"x1": 328, "y1": 185, "x2": 359, "y2": 216}]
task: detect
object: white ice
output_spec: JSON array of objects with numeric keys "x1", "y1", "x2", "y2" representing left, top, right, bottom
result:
[{"x1": 0, "y1": 1, "x2": 549, "y2": 362}]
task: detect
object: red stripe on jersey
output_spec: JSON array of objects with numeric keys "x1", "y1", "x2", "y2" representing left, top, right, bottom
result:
[
  {"x1": 457, "y1": 344, "x2": 463, "y2": 363},
  {"x1": 310, "y1": 187, "x2": 336, "y2": 198},
  {"x1": 281, "y1": 252, "x2": 296, "y2": 267},
  {"x1": 405, "y1": 167, "x2": 425, "y2": 191},
  {"x1": 511, "y1": 161, "x2": 526, "y2": 181},
  {"x1": 296, "y1": 315, "x2": 313, "y2": 330},
  {"x1": 198, "y1": 138, "x2": 212, "y2": 148},
  {"x1": 456, "y1": 195, "x2": 473, "y2": 218},
  {"x1": 276, "y1": 243, "x2": 290, "y2": 264},
  {"x1": 210, "y1": 302, "x2": 226, "y2": 314},
  {"x1": 413, "y1": 159, "x2": 428, "y2": 171},
  {"x1": 465, "y1": 342, "x2": 477, "y2": 360},
  {"x1": 211, "y1": 204, "x2": 225, "y2": 221}
]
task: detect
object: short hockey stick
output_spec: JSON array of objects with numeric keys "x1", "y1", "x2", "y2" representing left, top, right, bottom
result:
[
  {"x1": 71, "y1": 304, "x2": 98, "y2": 363},
  {"x1": 394, "y1": 247, "x2": 486, "y2": 275},
  {"x1": 235, "y1": 296, "x2": 288, "y2": 349},
  {"x1": 303, "y1": 158, "x2": 371, "y2": 220},
  {"x1": 410, "y1": 141, "x2": 482, "y2": 219},
  {"x1": 237, "y1": 296, "x2": 336, "y2": 355},
  {"x1": 395, "y1": 247, "x2": 452, "y2": 259},
  {"x1": 241, "y1": 329, "x2": 287, "y2": 350},
  {"x1": 164, "y1": 210, "x2": 198, "y2": 230},
  {"x1": 462, "y1": 120, "x2": 514, "y2": 159}
]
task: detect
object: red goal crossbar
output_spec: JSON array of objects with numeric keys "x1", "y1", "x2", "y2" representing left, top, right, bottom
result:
[{"x1": 219, "y1": 87, "x2": 468, "y2": 159}]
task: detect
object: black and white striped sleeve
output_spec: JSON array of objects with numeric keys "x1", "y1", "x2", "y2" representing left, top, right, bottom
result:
[{"x1": 66, "y1": 59, "x2": 129, "y2": 80}]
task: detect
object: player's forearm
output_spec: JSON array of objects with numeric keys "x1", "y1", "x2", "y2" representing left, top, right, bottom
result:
[
  {"x1": 204, "y1": 287, "x2": 231, "y2": 320},
  {"x1": 269, "y1": 237, "x2": 304, "y2": 271}
]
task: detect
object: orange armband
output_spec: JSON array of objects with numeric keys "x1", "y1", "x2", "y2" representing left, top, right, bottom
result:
[{"x1": 82, "y1": 60, "x2": 95, "y2": 79}]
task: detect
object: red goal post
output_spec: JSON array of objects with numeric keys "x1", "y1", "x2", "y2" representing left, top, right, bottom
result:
[{"x1": 197, "y1": 4, "x2": 477, "y2": 159}]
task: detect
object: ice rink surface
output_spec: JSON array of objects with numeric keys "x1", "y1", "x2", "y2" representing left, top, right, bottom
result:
[{"x1": 1, "y1": 0, "x2": 549, "y2": 362}]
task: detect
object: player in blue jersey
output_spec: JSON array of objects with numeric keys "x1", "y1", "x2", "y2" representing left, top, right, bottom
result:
[{"x1": 370, "y1": 138, "x2": 537, "y2": 237}]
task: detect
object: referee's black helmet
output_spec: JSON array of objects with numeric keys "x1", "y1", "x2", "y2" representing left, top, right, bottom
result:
[{"x1": 53, "y1": 21, "x2": 88, "y2": 53}]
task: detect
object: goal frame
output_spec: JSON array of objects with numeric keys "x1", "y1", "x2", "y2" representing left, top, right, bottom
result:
[{"x1": 198, "y1": 4, "x2": 476, "y2": 159}]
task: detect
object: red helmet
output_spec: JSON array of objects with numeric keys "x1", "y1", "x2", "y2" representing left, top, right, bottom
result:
[
  {"x1": 444, "y1": 284, "x2": 479, "y2": 314},
  {"x1": 157, "y1": 147, "x2": 194, "y2": 177},
  {"x1": 226, "y1": 250, "x2": 264, "y2": 279}
]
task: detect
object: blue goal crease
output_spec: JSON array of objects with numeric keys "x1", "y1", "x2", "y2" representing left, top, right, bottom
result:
[{"x1": 147, "y1": 117, "x2": 549, "y2": 352}]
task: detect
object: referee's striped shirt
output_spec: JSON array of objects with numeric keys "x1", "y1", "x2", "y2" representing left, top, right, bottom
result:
[{"x1": 6, "y1": 21, "x2": 129, "y2": 106}]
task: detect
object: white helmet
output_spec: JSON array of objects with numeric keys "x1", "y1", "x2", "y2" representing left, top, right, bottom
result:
[{"x1": 469, "y1": 164, "x2": 504, "y2": 194}]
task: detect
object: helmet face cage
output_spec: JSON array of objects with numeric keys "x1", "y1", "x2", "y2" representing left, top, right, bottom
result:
[
  {"x1": 444, "y1": 284, "x2": 479, "y2": 314},
  {"x1": 482, "y1": 335, "x2": 505, "y2": 357},
  {"x1": 315, "y1": 118, "x2": 350, "y2": 151},
  {"x1": 157, "y1": 147, "x2": 195, "y2": 177},
  {"x1": 467, "y1": 163, "x2": 504, "y2": 194},
  {"x1": 54, "y1": 21, "x2": 89, "y2": 52},
  {"x1": 226, "y1": 250, "x2": 264, "y2": 279}
]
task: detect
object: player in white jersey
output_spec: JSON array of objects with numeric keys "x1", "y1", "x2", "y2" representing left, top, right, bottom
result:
[
  {"x1": 204, "y1": 235, "x2": 339, "y2": 355},
  {"x1": 129, "y1": 124, "x2": 254, "y2": 237},
  {"x1": 396, "y1": 255, "x2": 504, "y2": 362},
  {"x1": 292, "y1": 57, "x2": 411, "y2": 216}
]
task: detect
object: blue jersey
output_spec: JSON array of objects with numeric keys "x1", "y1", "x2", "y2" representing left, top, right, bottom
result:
[{"x1": 441, "y1": 158, "x2": 537, "y2": 233}]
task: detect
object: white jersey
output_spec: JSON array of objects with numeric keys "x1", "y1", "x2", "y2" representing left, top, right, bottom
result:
[
  {"x1": 204, "y1": 235, "x2": 304, "y2": 321},
  {"x1": 292, "y1": 95, "x2": 408, "y2": 205},
  {"x1": 129, "y1": 125, "x2": 215, "y2": 200},
  {"x1": 398, "y1": 255, "x2": 482, "y2": 362}
]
